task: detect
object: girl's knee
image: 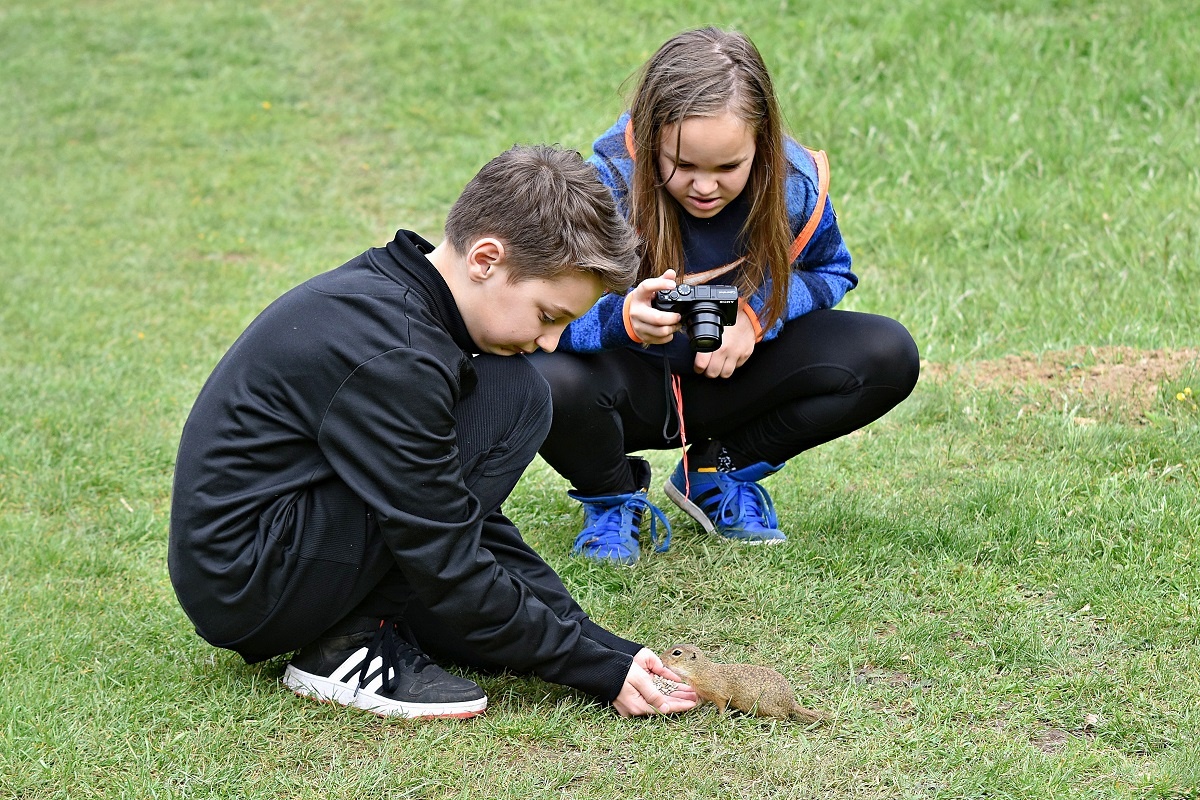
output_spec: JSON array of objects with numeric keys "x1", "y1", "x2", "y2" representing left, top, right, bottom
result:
[
  {"x1": 529, "y1": 353, "x2": 605, "y2": 415},
  {"x1": 866, "y1": 316, "x2": 920, "y2": 394}
]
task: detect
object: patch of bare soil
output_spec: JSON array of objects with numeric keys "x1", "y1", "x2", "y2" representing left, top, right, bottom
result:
[
  {"x1": 854, "y1": 666, "x2": 921, "y2": 688},
  {"x1": 922, "y1": 347, "x2": 1199, "y2": 418},
  {"x1": 1031, "y1": 714, "x2": 1101, "y2": 753}
]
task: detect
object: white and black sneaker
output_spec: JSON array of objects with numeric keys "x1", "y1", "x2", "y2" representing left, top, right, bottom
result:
[{"x1": 283, "y1": 620, "x2": 487, "y2": 719}]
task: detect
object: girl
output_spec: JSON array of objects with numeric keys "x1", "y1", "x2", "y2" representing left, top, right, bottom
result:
[{"x1": 531, "y1": 28, "x2": 919, "y2": 564}]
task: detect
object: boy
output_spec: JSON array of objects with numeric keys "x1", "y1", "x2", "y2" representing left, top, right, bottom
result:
[{"x1": 169, "y1": 145, "x2": 697, "y2": 719}]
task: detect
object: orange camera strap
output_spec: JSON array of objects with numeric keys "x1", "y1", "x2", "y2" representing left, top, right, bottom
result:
[{"x1": 671, "y1": 374, "x2": 690, "y2": 496}]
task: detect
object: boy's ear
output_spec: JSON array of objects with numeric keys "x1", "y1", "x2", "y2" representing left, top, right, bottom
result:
[{"x1": 465, "y1": 237, "x2": 507, "y2": 283}]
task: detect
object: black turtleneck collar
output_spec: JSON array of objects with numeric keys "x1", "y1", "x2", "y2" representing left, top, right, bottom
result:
[
  {"x1": 678, "y1": 190, "x2": 750, "y2": 273},
  {"x1": 375, "y1": 230, "x2": 479, "y2": 354}
]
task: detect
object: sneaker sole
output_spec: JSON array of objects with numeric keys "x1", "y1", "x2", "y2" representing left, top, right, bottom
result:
[
  {"x1": 283, "y1": 665, "x2": 487, "y2": 719},
  {"x1": 664, "y1": 480, "x2": 784, "y2": 545},
  {"x1": 575, "y1": 550, "x2": 639, "y2": 566}
]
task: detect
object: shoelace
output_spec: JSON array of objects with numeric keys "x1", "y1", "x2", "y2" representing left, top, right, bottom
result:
[
  {"x1": 623, "y1": 494, "x2": 672, "y2": 553},
  {"x1": 355, "y1": 620, "x2": 432, "y2": 696},
  {"x1": 582, "y1": 494, "x2": 672, "y2": 553},
  {"x1": 715, "y1": 477, "x2": 778, "y2": 530}
]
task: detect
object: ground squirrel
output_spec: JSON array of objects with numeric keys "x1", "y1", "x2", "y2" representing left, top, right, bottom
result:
[{"x1": 660, "y1": 643, "x2": 828, "y2": 722}]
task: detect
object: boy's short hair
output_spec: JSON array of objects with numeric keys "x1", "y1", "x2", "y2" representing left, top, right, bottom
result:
[{"x1": 445, "y1": 145, "x2": 638, "y2": 294}]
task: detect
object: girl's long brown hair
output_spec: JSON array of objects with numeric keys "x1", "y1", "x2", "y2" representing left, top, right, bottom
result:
[{"x1": 628, "y1": 27, "x2": 791, "y2": 330}]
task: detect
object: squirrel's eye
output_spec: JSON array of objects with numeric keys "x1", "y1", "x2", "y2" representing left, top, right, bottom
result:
[{"x1": 671, "y1": 649, "x2": 682, "y2": 657}]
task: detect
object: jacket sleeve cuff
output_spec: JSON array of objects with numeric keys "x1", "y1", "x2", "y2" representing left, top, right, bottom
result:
[
  {"x1": 548, "y1": 631, "x2": 639, "y2": 702},
  {"x1": 580, "y1": 618, "x2": 645, "y2": 657}
]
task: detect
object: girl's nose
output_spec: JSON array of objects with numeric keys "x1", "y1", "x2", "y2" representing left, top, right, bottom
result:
[{"x1": 693, "y1": 174, "x2": 718, "y2": 194}]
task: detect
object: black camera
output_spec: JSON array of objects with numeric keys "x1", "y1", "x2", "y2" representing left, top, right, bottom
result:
[{"x1": 651, "y1": 283, "x2": 740, "y2": 352}]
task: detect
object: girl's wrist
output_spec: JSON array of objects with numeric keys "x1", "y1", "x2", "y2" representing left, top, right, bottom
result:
[
  {"x1": 622, "y1": 293, "x2": 645, "y2": 345},
  {"x1": 739, "y1": 300, "x2": 764, "y2": 341}
]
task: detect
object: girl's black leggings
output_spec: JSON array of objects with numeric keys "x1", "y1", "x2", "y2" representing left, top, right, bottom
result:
[{"x1": 530, "y1": 309, "x2": 920, "y2": 496}]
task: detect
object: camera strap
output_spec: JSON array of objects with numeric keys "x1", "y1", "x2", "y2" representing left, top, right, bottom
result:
[
  {"x1": 660, "y1": 356, "x2": 692, "y2": 497},
  {"x1": 680, "y1": 257, "x2": 743, "y2": 287}
]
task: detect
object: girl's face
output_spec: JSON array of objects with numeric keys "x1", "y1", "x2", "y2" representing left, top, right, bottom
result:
[{"x1": 657, "y1": 112, "x2": 756, "y2": 219}]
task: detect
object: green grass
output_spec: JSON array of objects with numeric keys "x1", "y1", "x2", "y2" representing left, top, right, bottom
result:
[{"x1": 2, "y1": 0, "x2": 1198, "y2": 797}]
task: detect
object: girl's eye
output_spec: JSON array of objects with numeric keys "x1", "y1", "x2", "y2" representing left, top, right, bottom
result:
[{"x1": 542, "y1": 314, "x2": 557, "y2": 324}]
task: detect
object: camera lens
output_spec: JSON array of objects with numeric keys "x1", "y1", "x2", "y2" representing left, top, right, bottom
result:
[{"x1": 685, "y1": 302, "x2": 723, "y2": 352}]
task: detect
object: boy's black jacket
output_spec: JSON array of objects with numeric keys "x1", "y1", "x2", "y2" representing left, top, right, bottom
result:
[{"x1": 169, "y1": 230, "x2": 640, "y2": 701}]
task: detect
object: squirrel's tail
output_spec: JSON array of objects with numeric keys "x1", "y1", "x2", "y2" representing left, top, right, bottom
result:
[{"x1": 791, "y1": 704, "x2": 831, "y2": 724}]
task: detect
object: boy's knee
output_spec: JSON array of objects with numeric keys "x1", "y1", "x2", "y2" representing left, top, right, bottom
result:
[
  {"x1": 512, "y1": 355, "x2": 552, "y2": 418},
  {"x1": 468, "y1": 354, "x2": 552, "y2": 431},
  {"x1": 519, "y1": 358, "x2": 553, "y2": 433}
]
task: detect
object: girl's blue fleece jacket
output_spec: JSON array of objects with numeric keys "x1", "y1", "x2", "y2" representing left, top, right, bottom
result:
[{"x1": 558, "y1": 112, "x2": 859, "y2": 355}]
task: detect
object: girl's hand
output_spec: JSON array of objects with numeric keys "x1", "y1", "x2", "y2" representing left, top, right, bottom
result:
[
  {"x1": 625, "y1": 269, "x2": 682, "y2": 346},
  {"x1": 611, "y1": 647, "x2": 699, "y2": 717},
  {"x1": 692, "y1": 305, "x2": 756, "y2": 378}
]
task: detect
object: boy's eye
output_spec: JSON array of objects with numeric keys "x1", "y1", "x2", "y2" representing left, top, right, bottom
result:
[{"x1": 541, "y1": 314, "x2": 557, "y2": 324}]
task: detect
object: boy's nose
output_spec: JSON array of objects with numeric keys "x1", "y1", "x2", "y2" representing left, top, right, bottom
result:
[{"x1": 535, "y1": 331, "x2": 562, "y2": 353}]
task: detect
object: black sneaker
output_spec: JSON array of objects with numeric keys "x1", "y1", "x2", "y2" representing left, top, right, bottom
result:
[{"x1": 282, "y1": 620, "x2": 487, "y2": 719}]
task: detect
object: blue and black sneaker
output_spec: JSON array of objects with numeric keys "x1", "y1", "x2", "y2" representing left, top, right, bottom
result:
[
  {"x1": 567, "y1": 488, "x2": 671, "y2": 565},
  {"x1": 664, "y1": 459, "x2": 786, "y2": 543}
]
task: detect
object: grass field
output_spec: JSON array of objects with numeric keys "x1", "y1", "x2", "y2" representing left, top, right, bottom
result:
[{"x1": 1, "y1": 0, "x2": 1198, "y2": 797}]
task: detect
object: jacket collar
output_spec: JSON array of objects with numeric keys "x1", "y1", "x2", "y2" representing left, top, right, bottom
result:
[{"x1": 378, "y1": 230, "x2": 479, "y2": 354}]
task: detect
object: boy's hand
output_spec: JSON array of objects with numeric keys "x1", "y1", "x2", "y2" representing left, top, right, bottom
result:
[
  {"x1": 692, "y1": 305, "x2": 756, "y2": 378},
  {"x1": 625, "y1": 269, "x2": 682, "y2": 346},
  {"x1": 612, "y1": 647, "x2": 699, "y2": 717}
]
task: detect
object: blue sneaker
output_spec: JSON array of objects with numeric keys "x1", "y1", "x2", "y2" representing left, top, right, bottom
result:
[
  {"x1": 567, "y1": 489, "x2": 672, "y2": 565},
  {"x1": 664, "y1": 460, "x2": 786, "y2": 543}
]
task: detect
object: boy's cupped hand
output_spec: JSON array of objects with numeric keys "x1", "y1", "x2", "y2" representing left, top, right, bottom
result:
[{"x1": 612, "y1": 646, "x2": 699, "y2": 717}]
